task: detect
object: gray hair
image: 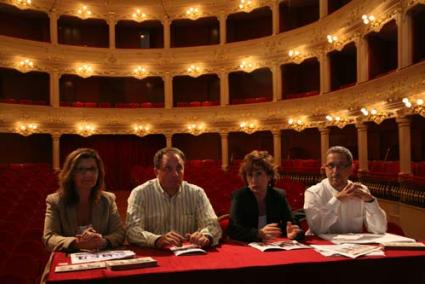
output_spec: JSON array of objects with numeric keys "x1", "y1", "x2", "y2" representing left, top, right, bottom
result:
[
  {"x1": 326, "y1": 146, "x2": 353, "y2": 165},
  {"x1": 153, "y1": 147, "x2": 186, "y2": 169}
]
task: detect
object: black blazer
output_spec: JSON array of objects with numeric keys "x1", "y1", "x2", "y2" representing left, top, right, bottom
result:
[{"x1": 228, "y1": 187, "x2": 303, "y2": 242}]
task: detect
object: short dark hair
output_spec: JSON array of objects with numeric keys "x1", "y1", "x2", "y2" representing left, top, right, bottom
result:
[
  {"x1": 58, "y1": 148, "x2": 105, "y2": 206},
  {"x1": 327, "y1": 146, "x2": 353, "y2": 165},
  {"x1": 153, "y1": 147, "x2": 186, "y2": 169},
  {"x1": 239, "y1": 150, "x2": 278, "y2": 187}
]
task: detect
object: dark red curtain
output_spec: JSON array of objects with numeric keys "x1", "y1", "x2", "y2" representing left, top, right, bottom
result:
[{"x1": 60, "y1": 134, "x2": 165, "y2": 191}]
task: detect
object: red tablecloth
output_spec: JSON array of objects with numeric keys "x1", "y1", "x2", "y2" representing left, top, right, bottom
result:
[{"x1": 47, "y1": 237, "x2": 425, "y2": 284}]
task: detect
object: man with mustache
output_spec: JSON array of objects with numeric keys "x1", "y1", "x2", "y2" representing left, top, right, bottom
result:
[{"x1": 304, "y1": 146, "x2": 387, "y2": 235}]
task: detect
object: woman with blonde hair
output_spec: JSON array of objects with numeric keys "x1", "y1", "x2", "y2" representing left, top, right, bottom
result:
[
  {"x1": 228, "y1": 150, "x2": 304, "y2": 242},
  {"x1": 43, "y1": 148, "x2": 125, "y2": 251}
]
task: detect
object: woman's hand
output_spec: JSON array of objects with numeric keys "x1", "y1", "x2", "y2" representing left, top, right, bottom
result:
[
  {"x1": 286, "y1": 221, "x2": 302, "y2": 240},
  {"x1": 258, "y1": 223, "x2": 282, "y2": 241}
]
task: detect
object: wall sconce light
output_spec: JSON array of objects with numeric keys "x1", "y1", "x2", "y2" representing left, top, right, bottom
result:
[
  {"x1": 187, "y1": 122, "x2": 206, "y2": 136},
  {"x1": 187, "y1": 64, "x2": 202, "y2": 77},
  {"x1": 327, "y1": 34, "x2": 338, "y2": 44},
  {"x1": 133, "y1": 66, "x2": 148, "y2": 79},
  {"x1": 362, "y1": 14, "x2": 375, "y2": 25},
  {"x1": 239, "y1": 60, "x2": 256, "y2": 72},
  {"x1": 77, "y1": 5, "x2": 92, "y2": 19},
  {"x1": 288, "y1": 118, "x2": 306, "y2": 132},
  {"x1": 239, "y1": 0, "x2": 254, "y2": 12},
  {"x1": 288, "y1": 49, "x2": 303, "y2": 63},
  {"x1": 132, "y1": 9, "x2": 147, "y2": 22},
  {"x1": 133, "y1": 124, "x2": 151, "y2": 137},
  {"x1": 76, "y1": 122, "x2": 96, "y2": 137},
  {"x1": 76, "y1": 64, "x2": 94, "y2": 78},
  {"x1": 15, "y1": 122, "x2": 38, "y2": 136},
  {"x1": 360, "y1": 107, "x2": 386, "y2": 124},
  {"x1": 186, "y1": 7, "x2": 201, "y2": 20},
  {"x1": 239, "y1": 120, "x2": 258, "y2": 134},
  {"x1": 17, "y1": 58, "x2": 34, "y2": 73},
  {"x1": 15, "y1": 0, "x2": 31, "y2": 8},
  {"x1": 325, "y1": 115, "x2": 348, "y2": 129},
  {"x1": 403, "y1": 97, "x2": 425, "y2": 117}
]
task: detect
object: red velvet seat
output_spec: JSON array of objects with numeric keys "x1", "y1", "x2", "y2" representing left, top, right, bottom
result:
[
  {"x1": 83, "y1": 102, "x2": 97, "y2": 108},
  {"x1": 141, "y1": 102, "x2": 153, "y2": 108},
  {"x1": 189, "y1": 101, "x2": 201, "y2": 107}
]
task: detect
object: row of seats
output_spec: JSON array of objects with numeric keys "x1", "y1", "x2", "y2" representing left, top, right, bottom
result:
[
  {"x1": 176, "y1": 101, "x2": 220, "y2": 107},
  {"x1": 60, "y1": 101, "x2": 164, "y2": 108},
  {"x1": 0, "y1": 98, "x2": 48, "y2": 105}
]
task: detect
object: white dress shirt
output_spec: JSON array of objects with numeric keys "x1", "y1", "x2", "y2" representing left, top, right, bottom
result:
[
  {"x1": 126, "y1": 178, "x2": 222, "y2": 247},
  {"x1": 304, "y1": 178, "x2": 387, "y2": 235}
]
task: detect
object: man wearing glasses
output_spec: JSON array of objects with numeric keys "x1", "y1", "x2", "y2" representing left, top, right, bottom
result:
[{"x1": 304, "y1": 146, "x2": 387, "y2": 235}]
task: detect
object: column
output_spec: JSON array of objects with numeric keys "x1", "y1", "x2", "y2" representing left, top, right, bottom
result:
[
  {"x1": 219, "y1": 13, "x2": 227, "y2": 45},
  {"x1": 356, "y1": 122, "x2": 369, "y2": 174},
  {"x1": 164, "y1": 73, "x2": 173, "y2": 109},
  {"x1": 272, "y1": 64, "x2": 282, "y2": 102},
  {"x1": 271, "y1": 1, "x2": 280, "y2": 35},
  {"x1": 52, "y1": 133, "x2": 61, "y2": 170},
  {"x1": 50, "y1": 71, "x2": 60, "y2": 107},
  {"x1": 397, "y1": 116, "x2": 411, "y2": 175},
  {"x1": 397, "y1": 11, "x2": 412, "y2": 69},
  {"x1": 165, "y1": 133, "x2": 173, "y2": 148},
  {"x1": 163, "y1": 18, "x2": 170, "y2": 48},
  {"x1": 319, "y1": 0, "x2": 328, "y2": 18},
  {"x1": 220, "y1": 132, "x2": 229, "y2": 170},
  {"x1": 272, "y1": 130, "x2": 282, "y2": 167},
  {"x1": 319, "y1": 127, "x2": 329, "y2": 166},
  {"x1": 219, "y1": 71, "x2": 229, "y2": 106},
  {"x1": 108, "y1": 14, "x2": 116, "y2": 49},
  {"x1": 319, "y1": 53, "x2": 330, "y2": 94},
  {"x1": 49, "y1": 10, "x2": 58, "y2": 45},
  {"x1": 356, "y1": 36, "x2": 369, "y2": 83}
]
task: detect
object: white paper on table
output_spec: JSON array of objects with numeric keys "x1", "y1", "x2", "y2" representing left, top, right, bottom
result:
[
  {"x1": 70, "y1": 250, "x2": 135, "y2": 264},
  {"x1": 319, "y1": 233, "x2": 416, "y2": 244},
  {"x1": 311, "y1": 244, "x2": 384, "y2": 259}
]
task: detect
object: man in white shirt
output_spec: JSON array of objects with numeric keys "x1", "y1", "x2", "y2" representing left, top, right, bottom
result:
[
  {"x1": 126, "y1": 147, "x2": 222, "y2": 248},
  {"x1": 304, "y1": 146, "x2": 387, "y2": 235}
]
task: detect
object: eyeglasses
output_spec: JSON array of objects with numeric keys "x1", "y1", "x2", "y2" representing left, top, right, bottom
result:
[
  {"x1": 325, "y1": 163, "x2": 351, "y2": 170},
  {"x1": 74, "y1": 167, "x2": 98, "y2": 174}
]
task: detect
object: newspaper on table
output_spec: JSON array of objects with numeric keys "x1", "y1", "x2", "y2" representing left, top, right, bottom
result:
[
  {"x1": 249, "y1": 240, "x2": 311, "y2": 252},
  {"x1": 55, "y1": 257, "x2": 157, "y2": 273},
  {"x1": 311, "y1": 243, "x2": 384, "y2": 259},
  {"x1": 318, "y1": 233, "x2": 416, "y2": 245},
  {"x1": 70, "y1": 250, "x2": 135, "y2": 264},
  {"x1": 169, "y1": 244, "x2": 206, "y2": 256}
]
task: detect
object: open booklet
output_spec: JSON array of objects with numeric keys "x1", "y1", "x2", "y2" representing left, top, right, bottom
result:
[
  {"x1": 70, "y1": 250, "x2": 136, "y2": 264},
  {"x1": 169, "y1": 244, "x2": 206, "y2": 256},
  {"x1": 311, "y1": 244, "x2": 383, "y2": 259},
  {"x1": 318, "y1": 233, "x2": 416, "y2": 245},
  {"x1": 55, "y1": 257, "x2": 158, "y2": 273},
  {"x1": 249, "y1": 240, "x2": 310, "y2": 252}
]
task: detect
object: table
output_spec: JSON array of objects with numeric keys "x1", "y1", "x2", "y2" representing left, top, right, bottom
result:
[{"x1": 47, "y1": 237, "x2": 425, "y2": 284}]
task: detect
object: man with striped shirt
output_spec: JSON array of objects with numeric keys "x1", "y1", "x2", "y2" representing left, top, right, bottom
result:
[{"x1": 127, "y1": 147, "x2": 222, "y2": 248}]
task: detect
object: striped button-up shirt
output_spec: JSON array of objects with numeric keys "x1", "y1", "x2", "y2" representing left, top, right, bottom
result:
[{"x1": 127, "y1": 178, "x2": 222, "y2": 247}]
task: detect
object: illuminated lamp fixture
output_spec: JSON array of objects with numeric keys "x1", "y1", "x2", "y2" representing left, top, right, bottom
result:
[
  {"x1": 239, "y1": 0, "x2": 254, "y2": 12},
  {"x1": 187, "y1": 122, "x2": 205, "y2": 136},
  {"x1": 15, "y1": 122, "x2": 38, "y2": 136},
  {"x1": 133, "y1": 66, "x2": 147, "y2": 79},
  {"x1": 132, "y1": 9, "x2": 146, "y2": 22},
  {"x1": 325, "y1": 115, "x2": 348, "y2": 129},
  {"x1": 15, "y1": 0, "x2": 31, "y2": 7},
  {"x1": 133, "y1": 124, "x2": 151, "y2": 137},
  {"x1": 362, "y1": 14, "x2": 375, "y2": 25},
  {"x1": 327, "y1": 34, "x2": 338, "y2": 44},
  {"x1": 77, "y1": 5, "x2": 92, "y2": 19},
  {"x1": 239, "y1": 120, "x2": 258, "y2": 134},
  {"x1": 76, "y1": 64, "x2": 94, "y2": 78},
  {"x1": 187, "y1": 64, "x2": 202, "y2": 77},
  {"x1": 239, "y1": 60, "x2": 255, "y2": 72},
  {"x1": 17, "y1": 58, "x2": 34, "y2": 73},
  {"x1": 403, "y1": 97, "x2": 425, "y2": 117},
  {"x1": 288, "y1": 118, "x2": 306, "y2": 132},
  {"x1": 360, "y1": 107, "x2": 386, "y2": 124},
  {"x1": 186, "y1": 7, "x2": 201, "y2": 20},
  {"x1": 76, "y1": 122, "x2": 96, "y2": 137}
]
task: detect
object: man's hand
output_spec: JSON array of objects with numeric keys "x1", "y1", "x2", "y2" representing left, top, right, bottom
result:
[
  {"x1": 258, "y1": 223, "x2": 282, "y2": 241},
  {"x1": 155, "y1": 231, "x2": 185, "y2": 248},
  {"x1": 186, "y1": 232, "x2": 211, "y2": 248},
  {"x1": 336, "y1": 182, "x2": 374, "y2": 202},
  {"x1": 286, "y1": 221, "x2": 302, "y2": 240}
]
